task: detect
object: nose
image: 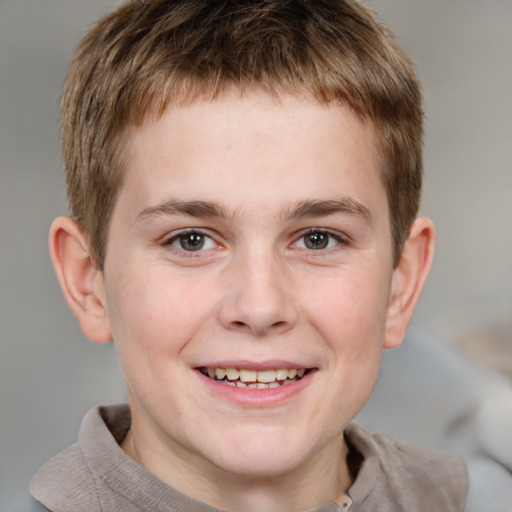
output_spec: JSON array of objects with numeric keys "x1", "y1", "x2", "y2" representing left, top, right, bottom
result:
[{"x1": 217, "y1": 250, "x2": 299, "y2": 336}]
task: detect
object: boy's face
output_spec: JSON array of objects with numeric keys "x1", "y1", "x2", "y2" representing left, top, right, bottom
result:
[{"x1": 101, "y1": 92, "x2": 397, "y2": 486}]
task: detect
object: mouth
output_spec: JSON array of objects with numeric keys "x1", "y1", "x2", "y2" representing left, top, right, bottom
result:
[{"x1": 198, "y1": 367, "x2": 310, "y2": 389}]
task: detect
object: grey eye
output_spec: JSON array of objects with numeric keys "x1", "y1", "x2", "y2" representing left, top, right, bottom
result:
[
  {"x1": 170, "y1": 232, "x2": 215, "y2": 251},
  {"x1": 295, "y1": 231, "x2": 341, "y2": 251},
  {"x1": 304, "y1": 231, "x2": 329, "y2": 250}
]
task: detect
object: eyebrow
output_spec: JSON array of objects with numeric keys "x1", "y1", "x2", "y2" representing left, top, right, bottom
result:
[
  {"x1": 135, "y1": 197, "x2": 372, "y2": 224},
  {"x1": 136, "y1": 200, "x2": 227, "y2": 223},
  {"x1": 282, "y1": 198, "x2": 372, "y2": 223}
]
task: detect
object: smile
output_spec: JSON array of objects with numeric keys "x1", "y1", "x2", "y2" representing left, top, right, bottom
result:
[{"x1": 199, "y1": 367, "x2": 308, "y2": 389}]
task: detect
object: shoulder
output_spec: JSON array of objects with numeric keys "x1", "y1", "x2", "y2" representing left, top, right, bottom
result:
[
  {"x1": 346, "y1": 423, "x2": 467, "y2": 512},
  {"x1": 29, "y1": 405, "x2": 133, "y2": 512},
  {"x1": 349, "y1": 423, "x2": 466, "y2": 475},
  {"x1": 30, "y1": 442, "x2": 101, "y2": 512}
]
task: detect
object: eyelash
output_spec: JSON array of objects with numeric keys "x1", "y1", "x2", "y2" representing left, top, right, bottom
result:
[
  {"x1": 293, "y1": 228, "x2": 347, "y2": 252},
  {"x1": 163, "y1": 229, "x2": 218, "y2": 256},
  {"x1": 162, "y1": 228, "x2": 347, "y2": 256}
]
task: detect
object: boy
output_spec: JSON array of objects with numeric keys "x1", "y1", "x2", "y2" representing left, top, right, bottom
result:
[{"x1": 30, "y1": 0, "x2": 467, "y2": 510}]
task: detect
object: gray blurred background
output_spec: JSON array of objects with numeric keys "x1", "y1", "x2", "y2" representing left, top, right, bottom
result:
[{"x1": 0, "y1": 1, "x2": 511, "y2": 511}]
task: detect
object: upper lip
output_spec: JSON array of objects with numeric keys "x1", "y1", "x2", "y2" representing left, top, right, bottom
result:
[{"x1": 194, "y1": 360, "x2": 312, "y2": 371}]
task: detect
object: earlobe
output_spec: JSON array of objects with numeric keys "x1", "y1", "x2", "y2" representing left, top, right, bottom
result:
[
  {"x1": 49, "y1": 216, "x2": 113, "y2": 344},
  {"x1": 384, "y1": 217, "x2": 435, "y2": 349}
]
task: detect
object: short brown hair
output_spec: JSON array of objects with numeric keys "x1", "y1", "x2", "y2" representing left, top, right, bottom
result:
[{"x1": 62, "y1": 0, "x2": 423, "y2": 268}]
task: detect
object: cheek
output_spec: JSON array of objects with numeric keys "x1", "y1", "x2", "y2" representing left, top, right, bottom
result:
[
  {"x1": 302, "y1": 265, "x2": 392, "y2": 380},
  {"x1": 309, "y1": 270, "x2": 390, "y2": 338},
  {"x1": 105, "y1": 264, "x2": 213, "y2": 360}
]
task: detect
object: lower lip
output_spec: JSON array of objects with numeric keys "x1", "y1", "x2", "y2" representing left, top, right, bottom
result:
[{"x1": 196, "y1": 370, "x2": 315, "y2": 408}]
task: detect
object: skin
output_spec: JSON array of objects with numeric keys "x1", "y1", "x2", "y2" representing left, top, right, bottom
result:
[{"x1": 50, "y1": 91, "x2": 435, "y2": 512}]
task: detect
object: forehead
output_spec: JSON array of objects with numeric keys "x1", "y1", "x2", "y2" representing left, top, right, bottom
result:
[{"x1": 117, "y1": 91, "x2": 386, "y2": 223}]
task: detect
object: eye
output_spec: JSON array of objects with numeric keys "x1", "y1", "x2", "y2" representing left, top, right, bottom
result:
[
  {"x1": 295, "y1": 230, "x2": 342, "y2": 250},
  {"x1": 167, "y1": 231, "x2": 216, "y2": 252}
]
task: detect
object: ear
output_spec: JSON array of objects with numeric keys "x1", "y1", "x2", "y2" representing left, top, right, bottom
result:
[
  {"x1": 384, "y1": 217, "x2": 435, "y2": 349},
  {"x1": 49, "y1": 216, "x2": 112, "y2": 344}
]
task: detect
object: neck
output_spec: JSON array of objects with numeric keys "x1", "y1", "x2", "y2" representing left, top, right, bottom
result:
[
  {"x1": 207, "y1": 439, "x2": 353, "y2": 512},
  {"x1": 123, "y1": 425, "x2": 353, "y2": 512}
]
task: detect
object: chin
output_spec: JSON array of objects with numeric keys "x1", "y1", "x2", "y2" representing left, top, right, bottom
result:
[
  {"x1": 205, "y1": 430, "x2": 320, "y2": 478},
  {"x1": 217, "y1": 453, "x2": 306, "y2": 479}
]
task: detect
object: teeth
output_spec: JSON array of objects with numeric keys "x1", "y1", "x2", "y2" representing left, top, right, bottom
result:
[
  {"x1": 239, "y1": 369, "x2": 257, "y2": 382},
  {"x1": 225, "y1": 368, "x2": 240, "y2": 381},
  {"x1": 275, "y1": 369, "x2": 288, "y2": 381},
  {"x1": 215, "y1": 368, "x2": 226, "y2": 379},
  {"x1": 257, "y1": 370, "x2": 276, "y2": 383},
  {"x1": 202, "y1": 366, "x2": 308, "y2": 386}
]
